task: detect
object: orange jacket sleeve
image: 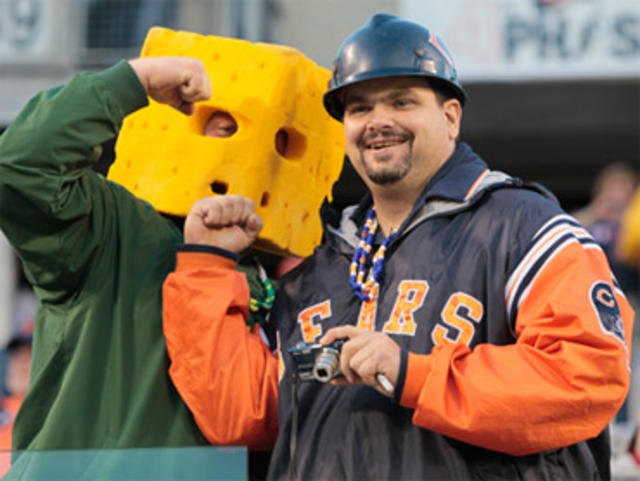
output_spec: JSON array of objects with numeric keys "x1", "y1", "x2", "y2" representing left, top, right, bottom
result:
[
  {"x1": 399, "y1": 239, "x2": 634, "y2": 456},
  {"x1": 163, "y1": 251, "x2": 279, "y2": 450}
]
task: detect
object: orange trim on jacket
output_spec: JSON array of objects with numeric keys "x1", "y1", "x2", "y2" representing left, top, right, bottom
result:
[{"x1": 163, "y1": 251, "x2": 279, "y2": 450}]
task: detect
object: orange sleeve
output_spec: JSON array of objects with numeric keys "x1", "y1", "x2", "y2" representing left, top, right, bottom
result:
[
  {"x1": 400, "y1": 242, "x2": 633, "y2": 456},
  {"x1": 163, "y1": 251, "x2": 279, "y2": 450}
]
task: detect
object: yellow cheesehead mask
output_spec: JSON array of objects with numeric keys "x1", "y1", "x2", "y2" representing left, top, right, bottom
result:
[{"x1": 108, "y1": 27, "x2": 345, "y2": 257}]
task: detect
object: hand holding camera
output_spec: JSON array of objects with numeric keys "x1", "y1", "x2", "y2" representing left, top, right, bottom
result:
[{"x1": 289, "y1": 326, "x2": 400, "y2": 397}]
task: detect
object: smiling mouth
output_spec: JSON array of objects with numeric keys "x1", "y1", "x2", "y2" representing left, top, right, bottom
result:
[
  {"x1": 368, "y1": 141, "x2": 402, "y2": 150},
  {"x1": 364, "y1": 138, "x2": 407, "y2": 151}
]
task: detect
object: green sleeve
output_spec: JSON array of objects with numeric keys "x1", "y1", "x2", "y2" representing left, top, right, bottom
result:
[{"x1": 0, "y1": 61, "x2": 149, "y2": 293}]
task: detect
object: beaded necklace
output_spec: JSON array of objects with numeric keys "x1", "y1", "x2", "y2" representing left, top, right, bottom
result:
[{"x1": 349, "y1": 208, "x2": 398, "y2": 301}]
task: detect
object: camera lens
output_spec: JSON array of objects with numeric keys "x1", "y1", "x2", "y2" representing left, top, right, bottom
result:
[{"x1": 313, "y1": 348, "x2": 340, "y2": 383}]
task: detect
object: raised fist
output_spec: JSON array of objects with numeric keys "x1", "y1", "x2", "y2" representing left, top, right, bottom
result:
[
  {"x1": 184, "y1": 196, "x2": 263, "y2": 254},
  {"x1": 128, "y1": 56, "x2": 212, "y2": 115}
]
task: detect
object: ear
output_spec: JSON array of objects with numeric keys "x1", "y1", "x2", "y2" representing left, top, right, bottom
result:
[{"x1": 442, "y1": 98, "x2": 462, "y2": 140}]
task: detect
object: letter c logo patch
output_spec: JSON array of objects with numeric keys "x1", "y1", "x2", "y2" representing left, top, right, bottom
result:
[{"x1": 590, "y1": 281, "x2": 625, "y2": 345}]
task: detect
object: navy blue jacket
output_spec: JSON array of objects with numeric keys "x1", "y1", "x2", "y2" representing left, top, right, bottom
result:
[{"x1": 266, "y1": 143, "x2": 632, "y2": 480}]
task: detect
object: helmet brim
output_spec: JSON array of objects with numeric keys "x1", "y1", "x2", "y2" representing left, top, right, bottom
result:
[{"x1": 323, "y1": 71, "x2": 467, "y2": 121}]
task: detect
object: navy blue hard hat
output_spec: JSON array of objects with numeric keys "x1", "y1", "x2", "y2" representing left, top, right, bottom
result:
[{"x1": 323, "y1": 14, "x2": 467, "y2": 121}]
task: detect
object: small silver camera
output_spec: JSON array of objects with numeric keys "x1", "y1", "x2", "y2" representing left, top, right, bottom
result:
[{"x1": 288, "y1": 339, "x2": 345, "y2": 383}]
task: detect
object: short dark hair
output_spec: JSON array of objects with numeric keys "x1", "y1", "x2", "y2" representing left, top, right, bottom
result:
[
  {"x1": 424, "y1": 78, "x2": 462, "y2": 143},
  {"x1": 425, "y1": 77, "x2": 460, "y2": 106}
]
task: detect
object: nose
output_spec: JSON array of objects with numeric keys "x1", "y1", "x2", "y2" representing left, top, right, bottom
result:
[{"x1": 364, "y1": 105, "x2": 394, "y2": 133}]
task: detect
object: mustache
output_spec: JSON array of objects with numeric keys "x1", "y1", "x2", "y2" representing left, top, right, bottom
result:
[{"x1": 357, "y1": 128, "x2": 413, "y2": 148}]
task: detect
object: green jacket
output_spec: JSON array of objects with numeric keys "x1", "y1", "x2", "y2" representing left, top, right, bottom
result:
[{"x1": 0, "y1": 61, "x2": 212, "y2": 449}]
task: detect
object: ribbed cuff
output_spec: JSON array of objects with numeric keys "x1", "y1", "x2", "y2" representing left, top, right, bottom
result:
[
  {"x1": 399, "y1": 352, "x2": 432, "y2": 409},
  {"x1": 392, "y1": 349, "x2": 409, "y2": 404},
  {"x1": 175, "y1": 244, "x2": 239, "y2": 271},
  {"x1": 177, "y1": 243, "x2": 239, "y2": 262}
]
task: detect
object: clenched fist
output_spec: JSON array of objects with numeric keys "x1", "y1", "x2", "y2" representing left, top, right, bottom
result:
[
  {"x1": 129, "y1": 56, "x2": 212, "y2": 115},
  {"x1": 184, "y1": 196, "x2": 263, "y2": 254}
]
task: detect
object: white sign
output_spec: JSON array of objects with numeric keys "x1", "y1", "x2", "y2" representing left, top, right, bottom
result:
[
  {"x1": 0, "y1": 0, "x2": 46, "y2": 55},
  {"x1": 0, "y1": 0, "x2": 75, "y2": 62},
  {"x1": 400, "y1": 0, "x2": 640, "y2": 80}
]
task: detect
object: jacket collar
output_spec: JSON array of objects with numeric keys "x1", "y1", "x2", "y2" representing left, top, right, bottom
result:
[
  {"x1": 322, "y1": 142, "x2": 513, "y2": 252},
  {"x1": 419, "y1": 142, "x2": 489, "y2": 203}
]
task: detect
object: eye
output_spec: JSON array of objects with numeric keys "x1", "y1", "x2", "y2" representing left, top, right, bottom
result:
[
  {"x1": 345, "y1": 104, "x2": 371, "y2": 116},
  {"x1": 203, "y1": 111, "x2": 238, "y2": 138},
  {"x1": 393, "y1": 98, "x2": 412, "y2": 109}
]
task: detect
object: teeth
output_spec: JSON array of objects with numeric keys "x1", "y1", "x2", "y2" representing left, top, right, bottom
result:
[{"x1": 369, "y1": 141, "x2": 400, "y2": 149}]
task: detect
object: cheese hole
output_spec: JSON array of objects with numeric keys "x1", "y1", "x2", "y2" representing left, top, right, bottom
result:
[
  {"x1": 210, "y1": 181, "x2": 228, "y2": 194},
  {"x1": 275, "y1": 129, "x2": 288, "y2": 156},
  {"x1": 276, "y1": 127, "x2": 306, "y2": 160}
]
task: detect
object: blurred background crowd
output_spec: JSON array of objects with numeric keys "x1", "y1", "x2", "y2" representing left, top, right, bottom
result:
[{"x1": 0, "y1": 0, "x2": 638, "y2": 478}]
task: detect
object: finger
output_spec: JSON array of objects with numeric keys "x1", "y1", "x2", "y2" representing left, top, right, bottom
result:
[
  {"x1": 180, "y1": 61, "x2": 211, "y2": 102},
  {"x1": 320, "y1": 325, "x2": 362, "y2": 345},
  {"x1": 336, "y1": 364, "x2": 364, "y2": 386},
  {"x1": 347, "y1": 352, "x2": 393, "y2": 396},
  {"x1": 329, "y1": 377, "x2": 350, "y2": 387},
  {"x1": 350, "y1": 334, "x2": 401, "y2": 388},
  {"x1": 350, "y1": 355, "x2": 380, "y2": 387},
  {"x1": 346, "y1": 342, "x2": 372, "y2": 373},
  {"x1": 239, "y1": 197, "x2": 256, "y2": 223},
  {"x1": 168, "y1": 59, "x2": 210, "y2": 115},
  {"x1": 215, "y1": 197, "x2": 235, "y2": 226},
  {"x1": 180, "y1": 77, "x2": 200, "y2": 102},
  {"x1": 338, "y1": 339, "x2": 364, "y2": 384},
  {"x1": 200, "y1": 199, "x2": 222, "y2": 226},
  {"x1": 246, "y1": 213, "x2": 263, "y2": 238},
  {"x1": 176, "y1": 101, "x2": 195, "y2": 116},
  {"x1": 340, "y1": 336, "x2": 371, "y2": 383},
  {"x1": 215, "y1": 196, "x2": 252, "y2": 227},
  {"x1": 229, "y1": 196, "x2": 250, "y2": 225}
]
